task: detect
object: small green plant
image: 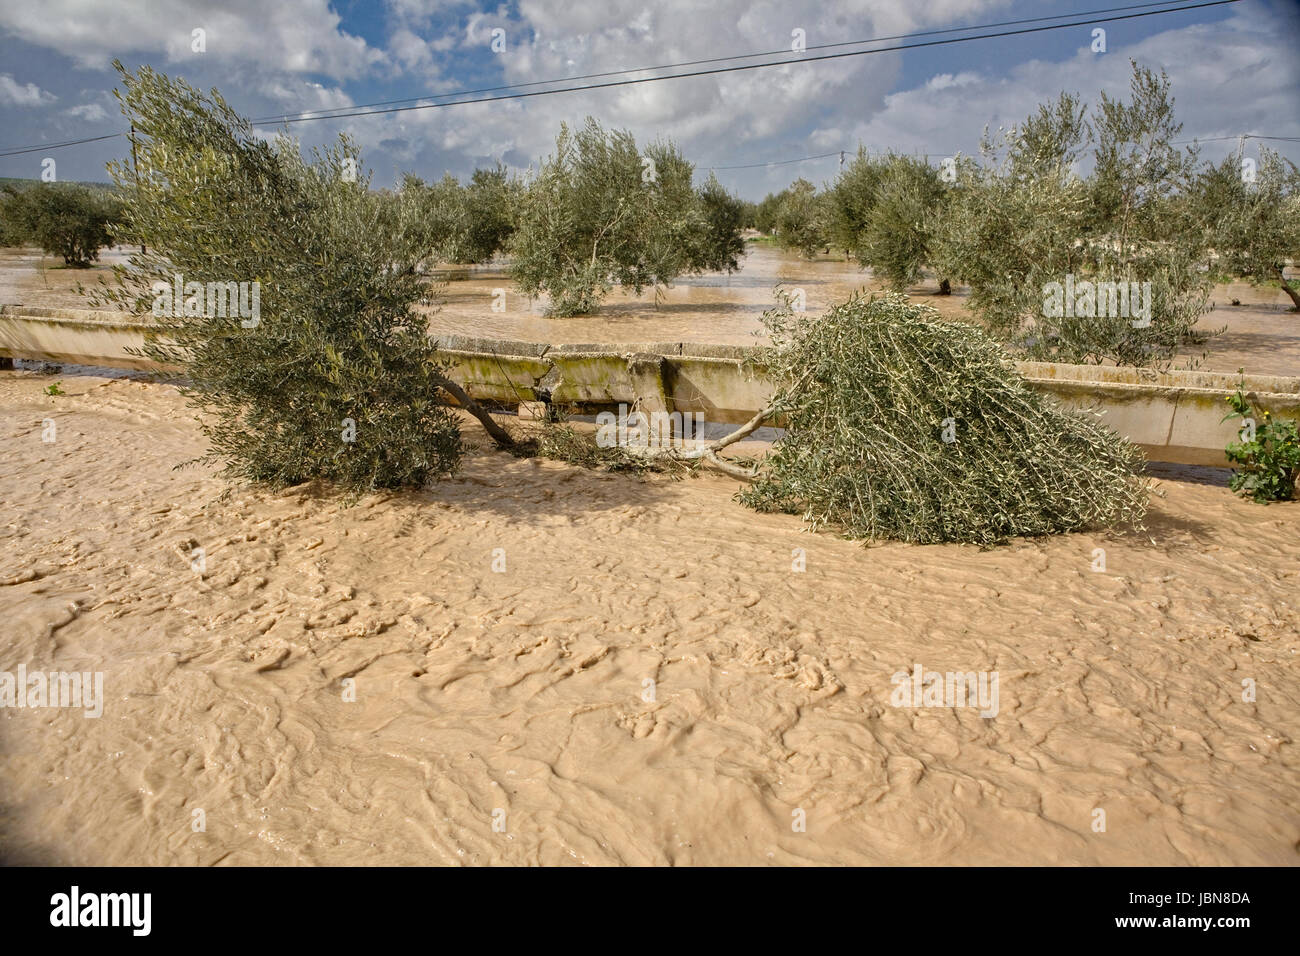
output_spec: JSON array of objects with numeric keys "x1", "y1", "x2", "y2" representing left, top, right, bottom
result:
[
  {"x1": 1221, "y1": 378, "x2": 1300, "y2": 502},
  {"x1": 44, "y1": 381, "x2": 65, "y2": 396}
]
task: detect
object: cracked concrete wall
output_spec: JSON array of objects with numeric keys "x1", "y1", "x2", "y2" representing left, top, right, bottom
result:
[{"x1": 6, "y1": 305, "x2": 1300, "y2": 466}]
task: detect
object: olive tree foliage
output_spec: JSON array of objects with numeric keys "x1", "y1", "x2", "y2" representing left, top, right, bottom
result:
[
  {"x1": 462, "y1": 165, "x2": 521, "y2": 263},
  {"x1": 400, "y1": 165, "x2": 521, "y2": 265},
  {"x1": 1192, "y1": 146, "x2": 1300, "y2": 310},
  {"x1": 0, "y1": 182, "x2": 124, "y2": 266},
  {"x1": 930, "y1": 97, "x2": 1092, "y2": 343},
  {"x1": 0, "y1": 187, "x2": 23, "y2": 246},
  {"x1": 87, "y1": 63, "x2": 474, "y2": 491},
  {"x1": 689, "y1": 172, "x2": 748, "y2": 273},
  {"x1": 399, "y1": 173, "x2": 470, "y2": 264},
  {"x1": 822, "y1": 149, "x2": 882, "y2": 256},
  {"x1": 932, "y1": 63, "x2": 1215, "y2": 368},
  {"x1": 825, "y1": 151, "x2": 950, "y2": 291},
  {"x1": 738, "y1": 292, "x2": 1149, "y2": 546},
  {"x1": 508, "y1": 119, "x2": 742, "y2": 315},
  {"x1": 770, "y1": 178, "x2": 826, "y2": 257},
  {"x1": 754, "y1": 191, "x2": 784, "y2": 234}
]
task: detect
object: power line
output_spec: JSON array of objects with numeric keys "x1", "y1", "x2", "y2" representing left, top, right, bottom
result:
[
  {"x1": 707, "y1": 151, "x2": 842, "y2": 171},
  {"x1": 0, "y1": 0, "x2": 1240, "y2": 158},
  {"x1": 0, "y1": 132, "x2": 123, "y2": 158},
  {"x1": 244, "y1": 1, "x2": 1243, "y2": 127},
  {"x1": 1172, "y1": 133, "x2": 1300, "y2": 144},
  {"x1": 246, "y1": 0, "x2": 1205, "y2": 126}
]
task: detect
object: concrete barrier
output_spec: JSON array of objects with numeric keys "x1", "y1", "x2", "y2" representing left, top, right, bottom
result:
[
  {"x1": 5, "y1": 304, "x2": 1299, "y2": 467},
  {"x1": 0, "y1": 306, "x2": 168, "y2": 371}
]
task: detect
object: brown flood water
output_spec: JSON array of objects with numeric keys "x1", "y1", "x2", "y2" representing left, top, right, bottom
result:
[
  {"x1": 0, "y1": 371, "x2": 1297, "y2": 865},
  {"x1": 1, "y1": 245, "x2": 1298, "y2": 866},
  {"x1": 4, "y1": 244, "x2": 1299, "y2": 374}
]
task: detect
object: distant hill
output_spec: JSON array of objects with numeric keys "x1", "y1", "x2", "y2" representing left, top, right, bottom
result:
[{"x1": 0, "y1": 177, "x2": 119, "y2": 193}]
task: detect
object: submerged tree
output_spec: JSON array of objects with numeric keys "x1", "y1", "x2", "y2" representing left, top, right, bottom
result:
[
  {"x1": 933, "y1": 65, "x2": 1214, "y2": 368},
  {"x1": 509, "y1": 119, "x2": 739, "y2": 316},
  {"x1": 89, "y1": 63, "x2": 513, "y2": 492},
  {"x1": 0, "y1": 182, "x2": 123, "y2": 266},
  {"x1": 1192, "y1": 146, "x2": 1300, "y2": 311}
]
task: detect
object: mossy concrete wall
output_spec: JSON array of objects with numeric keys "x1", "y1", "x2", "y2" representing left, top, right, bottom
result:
[{"x1": 5, "y1": 306, "x2": 1299, "y2": 467}]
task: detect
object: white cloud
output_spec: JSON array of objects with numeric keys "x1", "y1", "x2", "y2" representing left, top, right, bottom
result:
[
  {"x1": 835, "y1": 7, "x2": 1300, "y2": 171},
  {"x1": 65, "y1": 102, "x2": 107, "y2": 121},
  {"x1": 0, "y1": 0, "x2": 384, "y2": 77},
  {"x1": 2, "y1": 0, "x2": 1295, "y2": 193},
  {"x1": 0, "y1": 73, "x2": 55, "y2": 106}
]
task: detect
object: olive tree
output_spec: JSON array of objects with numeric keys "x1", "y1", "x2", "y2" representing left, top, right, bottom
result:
[
  {"x1": 689, "y1": 173, "x2": 747, "y2": 274},
  {"x1": 0, "y1": 182, "x2": 123, "y2": 266},
  {"x1": 1193, "y1": 146, "x2": 1300, "y2": 310},
  {"x1": 933, "y1": 64, "x2": 1215, "y2": 367},
  {"x1": 738, "y1": 292, "x2": 1148, "y2": 546},
  {"x1": 826, "y1": 151, "x2": 950, "y2": 292},
  {"x1": 89, "y1": 63, "x2": 513, "y2": 492},
  {"x1": 509, "y1": 118, "x2": 729, "y2": 315},
  {"x1": 461, "y1": 165, "x2": 520, "y2": 263},
  {"x1": 400, "y1": 173, "x2": 471, "y2": 264},
  {"x1": 754, "y1": 191, "x2": 784, "y2": 234},
  {"x1": 771, "y1": 178, "x2": 825, "y2": 258}
]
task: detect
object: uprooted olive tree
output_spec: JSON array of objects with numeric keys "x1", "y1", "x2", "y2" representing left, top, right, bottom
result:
[
  {"x1": 89, "y1": 63, "x2": 514, "y2": 492},
  {"x1": 594, "y1": 292, "x2": 1148, "y2": 546}
]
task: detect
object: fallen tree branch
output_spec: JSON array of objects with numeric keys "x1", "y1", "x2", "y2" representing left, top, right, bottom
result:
[
  {"x1": 619, "y1": 400, "x2": 782, "y2": 480},
  {"x1": 440, "y1": 376, "x2": 516, "y2": 448}
]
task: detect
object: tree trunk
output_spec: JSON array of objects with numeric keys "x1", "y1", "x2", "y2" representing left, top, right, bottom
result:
[
  {"x1": 439, "y1": 376, "x2": 516, "y2": 448},
  {"x1": 1276, "y1": 264, "x2": 1300, "y2": 311}
]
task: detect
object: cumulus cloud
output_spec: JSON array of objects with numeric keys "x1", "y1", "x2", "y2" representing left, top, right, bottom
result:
[
  {"x1": 836, "y1": 7, "x2": 1300, "y2": 171},
  {"x1": 0, "y1": 0, "x2": 384, "y2": 77},
  {"x1": 65, "y1": 102, "x2": 107, "y2": 121},
  {"x1": 0, "y1": 0, "x2": 1296, "y2": 190},
  {"x1": 0, "y1": 73, "x2": 55, "y2": 106}
]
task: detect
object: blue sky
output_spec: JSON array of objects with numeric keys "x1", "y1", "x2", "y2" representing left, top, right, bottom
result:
[{"x1": 1, "y1": 0, "x2": 1297, "y2": 199}]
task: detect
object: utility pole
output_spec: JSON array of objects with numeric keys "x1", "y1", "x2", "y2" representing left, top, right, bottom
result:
[{"x1": 130, "y1": 124, "x2": 145, "y2": 255}]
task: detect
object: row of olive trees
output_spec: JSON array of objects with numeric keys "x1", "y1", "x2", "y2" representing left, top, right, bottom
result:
[
  {"x1": 0, "y1": 182, "x2": 125, "y2": 266},
  {"x1": 379, "y1": 120, "x2": 749, "y2": 317},
  {"x1": 755, "y1": 158, "x2": 951, "y2": 293},
  {"x1": 89, "y1": 62, "x2": 1153, "y2": 538},
  {"x1": 751, "y1": 61, "x2": 1299, "y2": 368},
  {"x1": 504, "y1": 119, "x2": 746, "y2": 316},
  {"x1": 398, "y1": 165, "x2": 521, "y2": 265},
  {"x1": 91, "y1": 65, "x2": 747, "y2": 490}
]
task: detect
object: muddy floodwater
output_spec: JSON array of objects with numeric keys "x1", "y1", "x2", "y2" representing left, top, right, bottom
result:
[
  {"x1": 4, "y1": 245, "x2": 1298, "y2": 375},
  {"x1": 1, "y1": 371, "x2": 1298, "y2": 865},
  {"x1": 2, "y1": 243, "x2": 1298, "y2": 866}
]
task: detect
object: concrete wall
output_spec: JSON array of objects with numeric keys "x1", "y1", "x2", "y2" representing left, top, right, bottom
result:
[
  {"x1": 5, "y1": 305, "x2": 1299, "y2": 467},
  {"x1": 0, "y1": 306, "x2": 168, "y2": 371}
]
